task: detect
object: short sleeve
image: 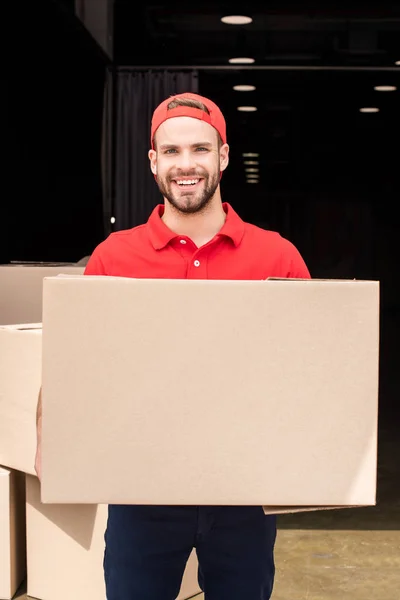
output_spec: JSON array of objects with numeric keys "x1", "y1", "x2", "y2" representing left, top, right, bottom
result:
[{"x1": 284, "y1": 241, "x2": 311, "y2": 279}]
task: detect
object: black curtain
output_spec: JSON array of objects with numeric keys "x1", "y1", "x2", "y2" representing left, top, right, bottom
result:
[{"x1": 102, "y1": 69, "x2": 199, "y2": 234}]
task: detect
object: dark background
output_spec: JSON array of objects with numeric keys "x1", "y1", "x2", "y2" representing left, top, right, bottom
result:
[
  {"x1": 5, "y1": 1, "x2": 400, "y2": 423},
  {"x1": 5, "y1": 1, "x2": 399, "y2": 282}
]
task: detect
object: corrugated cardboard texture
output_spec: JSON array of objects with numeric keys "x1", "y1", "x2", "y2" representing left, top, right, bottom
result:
[
  {"x1": 0, "y1": 265, "x2": 84, "y2": 326},
  {"x1": 0, "y1": 467, "x2": 26, "y2": 600},
  {"x1": 41, "y1": 277, "x2": 379, "y2": 511},
  {"x1": 0, "y1": 325, "x2": 42, "y2": 475},
  {"x1": 26, "y1": 475, "x2": 200, "y2": 600}
]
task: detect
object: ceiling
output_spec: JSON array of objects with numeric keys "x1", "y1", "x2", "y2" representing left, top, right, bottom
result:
[
  {"x1": 111, "y1": 2, "x2": 400, "y2": 203},
  {"x1": 114, "y1": 2, "x2": 400, "y2": 68}
]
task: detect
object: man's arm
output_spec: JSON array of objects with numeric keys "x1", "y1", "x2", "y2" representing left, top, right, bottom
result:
[
  {"x1": 34, "y1": 387, "x2": 42, "y2": 481},
  {"x1": 284, "y1": 240, "x2": 312, "y2": 279}
]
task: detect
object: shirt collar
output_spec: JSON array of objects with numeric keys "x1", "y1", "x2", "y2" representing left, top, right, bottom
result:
[{"x1": 147, "y1": 203, "x2": 245, "y2": 250}]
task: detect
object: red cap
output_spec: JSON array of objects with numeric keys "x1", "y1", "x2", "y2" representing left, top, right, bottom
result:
[{"x1": 151, "y1": 92, "x2": 227, "y2": 148}]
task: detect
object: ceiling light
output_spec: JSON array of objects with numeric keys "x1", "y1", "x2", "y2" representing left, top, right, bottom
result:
[
  {"x1": 395, "y1": 61, "x2": 400, "y2": 65},
  {"x1": 246, "y1": 179, "x2": 259, "y2": 183},
  {"x1": 233, "y1": 85, "x2": 256, "y2": 92},
  {"x1": 242, "y1": 153, "x2": 259, "y2": 158},
  {"x1": 374, "y1": 85, "x2": 397, "y2": 92},
  {"x1": 221, "y1": 15, "x2": 253, "y2": 25},
  {"x1": 245, "y1": 168, "x2": 259, "y2": 172},
  {"x1": 246, "y1": 174, "x2": 259, "y2": 179},
  {"x1": 229, "y1": 57, "x2": 255, "y2": 64},
  {"x1": 237, "y1": 106, "x2": 257, "y2": 112},
  {"x1": 110, "y1": 217, "x2": 116, "y2": 224},
  {"x1": 244, "y1": 160, "x2": 259, "y2": 165},
  {"x1": 359, "y1": 107, "x2": 380, "y2": 113}
]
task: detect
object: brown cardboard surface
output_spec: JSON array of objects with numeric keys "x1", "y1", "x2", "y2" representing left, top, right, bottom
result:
[
  {"x1": 40, "y1": 276, "x2": 379, "y2": 512},
  {"x1": 0, "y1": 265, "x2": 84, "y2": 326},
  {"x1": 0, "y1": 467, "x2": 26, "y2": 600},
  {"x1": 26, "y1": 475, "x2": 200, "y2": 600},
  {"x1": 0, "y1": 325, "x2": 42, "y2": 475}
]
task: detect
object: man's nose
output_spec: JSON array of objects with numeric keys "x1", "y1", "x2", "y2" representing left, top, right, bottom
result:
[{"x1": 177, "y1": 150, "x2": 196, "y2": 171}]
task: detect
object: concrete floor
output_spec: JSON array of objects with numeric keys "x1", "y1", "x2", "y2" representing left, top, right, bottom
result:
[{"x1": 14, "y1": 310, "x2": 400, "y2": 600}]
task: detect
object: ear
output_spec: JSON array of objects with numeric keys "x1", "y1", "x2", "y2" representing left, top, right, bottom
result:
[
  {"x1": 219, "y1": 143, "x2": 229, "y2": 172},
  {"x1": 148, "y1": 149, "x2": 157, "y2": 174}
]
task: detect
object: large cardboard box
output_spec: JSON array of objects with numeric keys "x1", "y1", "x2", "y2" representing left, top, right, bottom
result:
[
  {"x1": 0, "y1": 264, "x2": 84, "y2": 325},
  {"x1": 26, "y1": 475, "x2": 200, "y2": 600},
  {"x1": 0, "y1": 324, "x2": 42, "y2": 475},
  {"x1": 0, "y1": 467, "x2": 26, "y2": 600},
  {"x1": 40, "y1": 276, "x2": 380, "y2": 512}
]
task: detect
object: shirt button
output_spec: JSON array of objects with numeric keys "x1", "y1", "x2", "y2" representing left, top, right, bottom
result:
[
  {"x1": 194, "y1": 260, "x2": 200, "y2": 267},
  {"x1": 180, "y1": 239, "x2": 187, "y2": 244}
]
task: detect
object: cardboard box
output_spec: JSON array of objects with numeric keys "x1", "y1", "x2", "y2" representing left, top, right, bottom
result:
[
  {"x1": 0, "y1": 324, "x2": 42, "y2": 475},
  {"x1": 26, "y1": 475, "x2": 200, "y2": 600},
  {"x1": 0, "y1": 265, "x2": 84, "y2": 325},
  {"x1": 0, "y1": 467, "x2": 26, "y2": 600},
  {"x1": 40, "y1": 276, "x2": 380, "y2": 512}
]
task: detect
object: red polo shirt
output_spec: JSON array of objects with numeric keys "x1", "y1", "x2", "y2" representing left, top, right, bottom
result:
[{"x1": 84, "y1": 203, "x2": 311, "y2": 280}]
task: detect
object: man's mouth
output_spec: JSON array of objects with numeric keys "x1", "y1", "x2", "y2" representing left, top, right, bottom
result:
[{"x1": 172, "y1": 178, "x2": 202, "y2": 188}]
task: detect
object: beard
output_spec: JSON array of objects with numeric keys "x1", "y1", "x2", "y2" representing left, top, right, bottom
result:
[{"x1": 156, "y1": 168, "x2": 220, "y2": 215}]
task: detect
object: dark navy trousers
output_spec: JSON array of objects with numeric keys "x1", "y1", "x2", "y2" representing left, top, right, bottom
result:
[{"x1": 104, "y1": 504, "x2": 277, "y2": 600}]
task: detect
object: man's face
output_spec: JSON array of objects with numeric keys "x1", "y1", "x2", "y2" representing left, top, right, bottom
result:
[{"x1": 149, "y1": 116, "x2": 229, "y2": 214}]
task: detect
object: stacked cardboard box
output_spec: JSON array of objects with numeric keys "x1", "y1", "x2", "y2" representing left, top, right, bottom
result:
[
  {"x1": 0, "y1": 467, "x2": 26, "y2": 600},
  {"x1": 0, "y1": 264, "x2": 82, "y2": 599},
  {"x1": 26, "y1": 477, "x2": 199, "y2": 600},
  {"x1": 0, "y1": 264, "x2": 85, "y2": 326},
  {"x1": 0, "y1": 265, "x2": 201, "y2": 599}
]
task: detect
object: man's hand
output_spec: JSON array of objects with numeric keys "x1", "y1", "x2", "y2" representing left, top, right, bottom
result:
[{"x1": 35, "y1": 387, "x2": 42, "y2": 481}]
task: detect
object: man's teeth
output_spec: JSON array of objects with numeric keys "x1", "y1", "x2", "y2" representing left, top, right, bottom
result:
[{"x1": 176, "y1": 179, "x2": 199, "y2": 186}]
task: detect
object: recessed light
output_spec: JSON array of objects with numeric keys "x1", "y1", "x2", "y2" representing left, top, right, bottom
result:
[
  {"x1": 229, "y1": 57, "x2": 255, "y2": 64},
  {"x1": 242, "y1": 153, "x2": 259, "y2": 157},
  {"x1": 110, "y1": 217, "x2": 116, "y2": 224},
  {"x1": 374, "y1": 85, "x2": 397, "y2": 92},
  {"x1": 244, "y1": 160, "x2": 259, "y2": 165},
  {"x1": 359, "y1": 107, "x2": 380, "y2": 113},
  {"x1": 395, "y1": 61, "x2": 400, "y2": 66},
  {"x1": 245, "y1": 168, "x2": 259, "y2": 172},
  {"x1": 246, "y1": 179, "x2": 259, "y2": 183},
  {"x1": 233, "y1": 85, "x2": 256, "y2": 92},
  {"x1": 237, "y1": 106, "x2": 257, "y2": 112},
  {"x1": 221, "y1": 15, "x2": 253, "y2": 25},
  {"x1": 246, "y1": 174, "x2": 259, "y2": 179}
]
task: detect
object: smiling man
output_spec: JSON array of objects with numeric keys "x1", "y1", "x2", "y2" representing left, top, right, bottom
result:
[
  {"x1": 149, "y1": 98, "x2": 227, "y2": 215},
  {"x1": 78, "y1": 92, "x2": 311, "y2": 599},
  {"x1": 148, "y1": 94, "x2": 230, "y2": 248}
]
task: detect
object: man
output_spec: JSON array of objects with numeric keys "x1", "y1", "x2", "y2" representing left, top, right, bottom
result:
[{"x1": 35, "y1": 92, "x2": 310, "y2": 599}]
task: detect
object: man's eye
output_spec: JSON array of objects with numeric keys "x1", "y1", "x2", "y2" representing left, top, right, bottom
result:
[
  {"x1": 196, "y1": 147, "x2": 208, "y2": 152},
  {"x1": 165, "y1": 149, "x2": 177, "y2": 154}
]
